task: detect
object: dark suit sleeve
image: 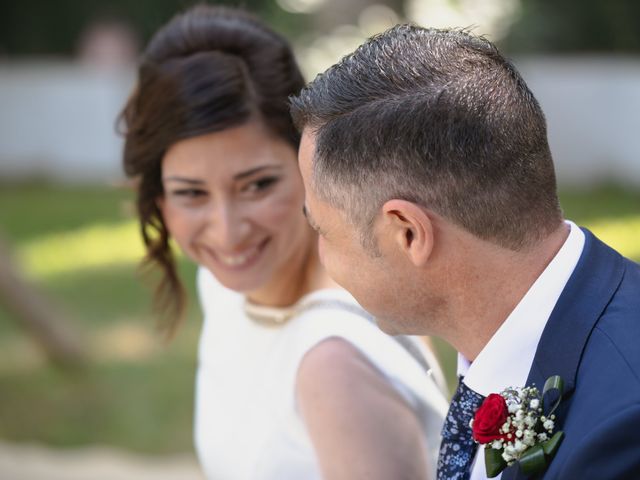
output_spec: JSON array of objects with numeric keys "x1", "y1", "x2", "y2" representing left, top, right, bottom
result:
[{"x1": 554, "y1": 404, "x2": 640, "y2": 479}]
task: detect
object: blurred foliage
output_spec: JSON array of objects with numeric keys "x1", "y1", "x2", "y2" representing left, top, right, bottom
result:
[
  {"x1": 0, "y1": 0, "x2": 308, "y2": 57},
  {"x1": 0, "y1": 353, "x2": 197, "y2": 452},
  {"x1": 0, "y1": 183, "x2": 638, "y2": 451},
  {"x1": 1, "y1": 0, "x2": 640, "y2": 57},
  {"x1": 502, "y1": 0, "x2": 640, "y2": 53}
]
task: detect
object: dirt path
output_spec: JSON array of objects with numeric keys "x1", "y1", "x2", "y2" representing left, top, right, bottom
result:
[{"x1": 0, "y1": 441, "x2": 204, "y2": 480}]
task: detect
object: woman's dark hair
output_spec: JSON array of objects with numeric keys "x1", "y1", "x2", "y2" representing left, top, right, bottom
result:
[{"x1": 120, "y1": 5, "x2": 305, "y2": 337}]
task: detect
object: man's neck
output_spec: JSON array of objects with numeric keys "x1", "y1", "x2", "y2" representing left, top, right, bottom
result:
[{"x1": 444, "y1": 222, "x2": 570, "y2": 361}]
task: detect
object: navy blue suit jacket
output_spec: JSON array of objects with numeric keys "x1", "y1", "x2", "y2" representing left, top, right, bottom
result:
[{"x1": 501, "y1": 228, "x2": 640, "y2": 479}]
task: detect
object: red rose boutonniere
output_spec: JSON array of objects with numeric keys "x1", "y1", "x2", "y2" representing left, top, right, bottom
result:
[{"x1": 470, "y1": 376, "x2": 565, "y2": 478}]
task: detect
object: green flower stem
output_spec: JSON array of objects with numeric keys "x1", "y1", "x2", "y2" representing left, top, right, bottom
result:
[{"x1": 542, "y1": 375, "x2": 564, "y2": 416}]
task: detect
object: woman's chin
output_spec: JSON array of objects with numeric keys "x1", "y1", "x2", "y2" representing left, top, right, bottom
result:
[{"x1": 212, "y1": 271, "x2": 270, "y2": 295}]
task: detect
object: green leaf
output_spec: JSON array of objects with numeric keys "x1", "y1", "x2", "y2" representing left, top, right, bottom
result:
[
  {"x1": 542, "y1": 375, "x2": 565, "y2": 416},
  {"x1": 485, "y1": 446, "x2": 507, "y2": 478},
  {"x1": 518, "y1": 444, "x2": 547, "y2": 475},
  {"x1": 542, "y1": 375, "x2": 564, "y2": 396},
  {"x1": 542, "y1": 431, "x2": 564, "y2": 456}
]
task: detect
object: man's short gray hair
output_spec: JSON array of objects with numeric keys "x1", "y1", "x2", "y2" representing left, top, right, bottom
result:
[{"x1": 290, "y1": 25, "x2": 562, "y2": 251}]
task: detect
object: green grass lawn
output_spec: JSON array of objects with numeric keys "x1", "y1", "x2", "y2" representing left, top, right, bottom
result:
[{"x1": 0, "y1": 182, "x2": 638, "y2": 453}]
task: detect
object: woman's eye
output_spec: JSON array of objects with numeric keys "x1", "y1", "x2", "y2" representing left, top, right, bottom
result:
[{"x1": 244, "y1": 177, "x2": 279, "y2": 193}]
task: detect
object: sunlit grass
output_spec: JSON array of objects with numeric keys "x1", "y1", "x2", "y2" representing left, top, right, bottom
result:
[
  {"x1": 18, "y1": 220, "x2": 145, "y2": 278},
  {"x1": 584, "y1": 215, "x2": 640, "y2": 260}
]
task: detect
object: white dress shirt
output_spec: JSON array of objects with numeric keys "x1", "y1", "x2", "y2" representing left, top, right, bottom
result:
[{"x1": 457, "y1": 221, "x2": 585, "y2": 480}]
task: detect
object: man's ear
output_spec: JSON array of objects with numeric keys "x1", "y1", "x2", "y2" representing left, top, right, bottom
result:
[{"x1": 381, "y1": 199, "x2": 434, "y2": 266}]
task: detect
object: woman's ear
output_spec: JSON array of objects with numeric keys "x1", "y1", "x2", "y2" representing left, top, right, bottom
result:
[
  {"x1": 156, "y1": 195, "x2": 165, "y2": 214},
  {"x1": 381, "y1": 199, "x2": 434, "y2": 266}
]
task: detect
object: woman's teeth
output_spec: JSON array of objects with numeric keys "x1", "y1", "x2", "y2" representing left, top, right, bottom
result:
[{"x1": 218, "y1": 245, "x2": 261, "y2": 266}]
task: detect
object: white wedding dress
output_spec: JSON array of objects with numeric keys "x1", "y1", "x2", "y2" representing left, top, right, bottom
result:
[{"x1": 194, "y1": 267, "x2": 448, "y2": 480}]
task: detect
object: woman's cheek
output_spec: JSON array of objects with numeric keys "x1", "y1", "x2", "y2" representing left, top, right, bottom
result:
[{"x1": 262, "y1": 191, "x2": 304, "y2": 230}]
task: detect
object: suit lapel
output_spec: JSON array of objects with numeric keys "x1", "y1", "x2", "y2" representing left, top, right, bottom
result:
[
  {"x1": 526, "y1": 228, "x2": 624, "y2": 396},
  {"x1": 501, "y1": 229, "x2": 625, "y2": 480}
]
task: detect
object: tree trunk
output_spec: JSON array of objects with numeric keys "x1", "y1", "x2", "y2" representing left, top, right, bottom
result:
[{"x1": 0, "y1": 232, "x2": 86, "y2": 369}]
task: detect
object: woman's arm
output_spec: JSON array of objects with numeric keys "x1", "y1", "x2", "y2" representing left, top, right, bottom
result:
[{"x1": 296, "y1": 337, "x2": 432, "y2": 480}]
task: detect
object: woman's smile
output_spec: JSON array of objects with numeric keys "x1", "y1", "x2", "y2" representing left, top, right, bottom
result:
[{"x1": 201, "y1": 237, "x2": 271, "y2": 271}]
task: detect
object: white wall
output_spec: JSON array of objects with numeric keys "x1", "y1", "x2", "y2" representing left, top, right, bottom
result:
[
  {"x1": 0, "y1": 57, "x2": 638, "y2": 185},
  {"x1": 0, "y1": 62, "x2": 134, "y2": 183},
  {"x1": 518, "y1": 56, "x2": 640, "y2": 186}
]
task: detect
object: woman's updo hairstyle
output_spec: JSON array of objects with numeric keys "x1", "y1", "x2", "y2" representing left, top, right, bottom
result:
[{"x1": 120, "y1": 5, "x2": 305, "y2": 336}]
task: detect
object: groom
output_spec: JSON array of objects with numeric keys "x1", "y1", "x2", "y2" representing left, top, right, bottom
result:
[{"x1": 290, "y1": 25, "x2": 640, "y2": 479}]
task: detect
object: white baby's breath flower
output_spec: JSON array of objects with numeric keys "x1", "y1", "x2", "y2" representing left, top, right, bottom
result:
[
  {"x1": 529, "y1": 399, "x2": 540, "y2": 409},
  {"x1": 523, "y1": 430, "x2": 536, "y2": 446},
  {"x1": 537, "y1": 433, "x2": 548, "y2": 442},
  {"x1": 543, "y1": 419, "x2": 555, "y2": 431}
]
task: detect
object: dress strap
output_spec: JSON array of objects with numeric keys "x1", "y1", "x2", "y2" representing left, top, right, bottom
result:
[{"x1": 297, "y1": 298, "x2": 434, "y2": 376}]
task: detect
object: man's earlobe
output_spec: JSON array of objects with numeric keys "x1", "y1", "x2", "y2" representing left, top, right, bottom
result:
[{"x1": 382, "y1": 199, "x2": 434, "y2": 266}]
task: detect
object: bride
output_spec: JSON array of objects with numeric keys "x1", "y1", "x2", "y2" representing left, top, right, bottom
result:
[{"x1": 121, "y1": 5, "x2": 448, "y2": 479}]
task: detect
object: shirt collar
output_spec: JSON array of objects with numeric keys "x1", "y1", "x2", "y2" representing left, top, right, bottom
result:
[{"x1": 458, "y1": 221, "x2": 585, "y2": 396}]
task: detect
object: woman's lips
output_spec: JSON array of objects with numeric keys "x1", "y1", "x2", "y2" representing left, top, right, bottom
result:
[{"x1": 204, "y1": 238, "x2": 270, "y2": 270}]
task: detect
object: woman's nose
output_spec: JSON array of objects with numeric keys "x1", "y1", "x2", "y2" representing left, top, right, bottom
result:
[{"x1": 202, "y1": 202, "x2": 250, "y2": 250}]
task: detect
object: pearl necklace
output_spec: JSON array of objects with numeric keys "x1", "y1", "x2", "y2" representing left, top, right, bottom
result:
[
  {"x1": 243, "y1": 296, "x2": 375, "y2": 328},
  {"x1": 243, "y1": 299, "x2": 298, "y2": 327}
]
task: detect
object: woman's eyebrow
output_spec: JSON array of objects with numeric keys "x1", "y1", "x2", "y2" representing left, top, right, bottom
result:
[
  {"x1": 162, "y1": 176, "x2": 205, "y2": 184},
  {"x1": 233, "y1": 165, "x2": 283, "y2": 180}
]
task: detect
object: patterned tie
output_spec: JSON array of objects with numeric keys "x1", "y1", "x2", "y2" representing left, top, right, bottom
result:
[{"x1": 437, "y1": 376, "x2": 485, "y2": 480}]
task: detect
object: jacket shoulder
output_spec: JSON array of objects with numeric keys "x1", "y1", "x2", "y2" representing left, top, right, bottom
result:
[{"x1": 591, "y1": 256, "x2": 640, "y2": 384}]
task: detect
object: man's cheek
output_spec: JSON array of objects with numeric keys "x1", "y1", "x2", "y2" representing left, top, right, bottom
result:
[
  {"x1": 318, "y1": 247, "x2": 343, "y2": 284},
  {"x1": 317, "y1": 237, "x2": 326, "y2": 267}
]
